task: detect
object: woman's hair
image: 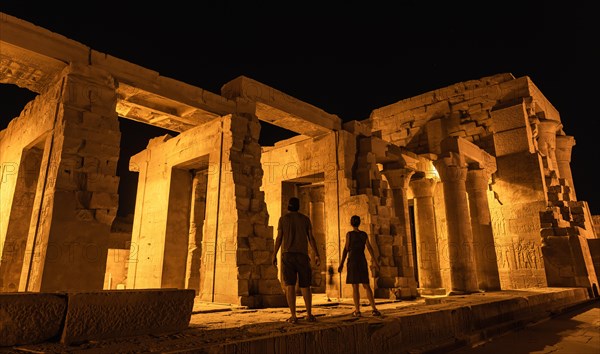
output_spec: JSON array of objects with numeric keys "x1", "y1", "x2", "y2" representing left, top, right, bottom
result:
[{"x1": 350, "y1": 215, "x2": 361, "y2": 227}]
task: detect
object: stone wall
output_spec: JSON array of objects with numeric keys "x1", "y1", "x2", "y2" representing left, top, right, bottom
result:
[
  {"x1": 1, "y1": 64, "x2": 120, "y2": 292},
  {"x1": 262, "y1": 132, "x2": 350, "y2": 298},
  {"x1": 366, "y1": 73, "x2": 597, "y2": 292},
  {"x1": 127, "y1": 112, "x2": 284, "y2": 307},
  {"x1": 0, "y1": 88, "x2": 55, "y2": 292}
]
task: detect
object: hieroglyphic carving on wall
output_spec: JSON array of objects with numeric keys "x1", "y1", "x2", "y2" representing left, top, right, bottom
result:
[
  {"x1": 496, "y1": 239, "x2": 544, "y2": 271},
  {"x1": 0, "y1": 53, "x2": 57, "y2": 93}
]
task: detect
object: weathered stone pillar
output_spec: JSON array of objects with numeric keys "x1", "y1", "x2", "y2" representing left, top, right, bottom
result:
[
  {"x1": 0, "y1": 148, "x2": 43, "y2": 292},
  {"x1": 466, "y1": 168, "x2": 501, "y2": 291},
  {"x1": 19, "y1": 64, "x2": 120, "y2": 292},
  {"x1": 433, "y1": 153, "x2": 478, "y2": 293},
  {"x1": 185, "y1": 171, "x2": 207, "y2": 295},
  {"x1": 536, "y1": 120, "x2": 561, "y2": 176},
  {"x1": 382, "y1": 168, "x2": 415, "y2": 279},
  {"x1": 555, "y1": 135, "x2": 576, "y2": 200},
  {"x1": 409, "y1": 177, "x2": 443, "y2": 292}
]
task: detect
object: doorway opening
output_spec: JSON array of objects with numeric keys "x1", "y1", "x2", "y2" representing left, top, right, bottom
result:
[{"x1": 282, "y1": 172, "x2": 327, "y2": 293}]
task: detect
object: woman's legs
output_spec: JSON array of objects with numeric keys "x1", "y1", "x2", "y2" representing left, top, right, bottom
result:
[
  {"x1": 362, "y1": 283, "x2": 378, "y2": 311},
  {"x1": 352, "y1": 284, "x2": 361, "y2": 313}
]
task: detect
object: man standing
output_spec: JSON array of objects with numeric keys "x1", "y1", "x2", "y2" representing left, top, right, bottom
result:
[{"x1": 272, "y1": 197, "x2": 321, "y2": 323}]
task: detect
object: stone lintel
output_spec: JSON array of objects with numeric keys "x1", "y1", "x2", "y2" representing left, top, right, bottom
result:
[
  {"x1": 0, "y1": 41, "x2": 67, "y2": 92},
  {"x1": 96, "y1": 52, "x2": 235, "y2": 118},
  {"x1": 116, "y1": 84, "x2": 223, "y2": 133},
  {"x1": 366, "y1": 136, "x2": 420, "y2": 169},
  {"x1": 440, "y1": 136, "x2": 497, "y2": 174},
  {"x1": 0, "y1": 13, "x2": 88, "y2": 69},
  {"x1": 1, "y1": 12, "x2": 235, "y2": 131},
  {"x1": 221, "y1": 76, "x2": 342, "y2": 137}
]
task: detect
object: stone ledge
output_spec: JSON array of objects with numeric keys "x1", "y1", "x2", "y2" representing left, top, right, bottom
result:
[
  {"x1": 60, "y1": 289, "x2": 195, "y2": 345},
  {"x1": 0, "y1": 289, "x2": 195, "y2": 347},
  {"x1": 0, "y1": 293, "x2": 67, "y2": 347}
]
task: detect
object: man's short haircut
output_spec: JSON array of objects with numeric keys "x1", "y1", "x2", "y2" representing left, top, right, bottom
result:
[{"x1": 288, "y1": 197, "x2": 300, "y2": 211}]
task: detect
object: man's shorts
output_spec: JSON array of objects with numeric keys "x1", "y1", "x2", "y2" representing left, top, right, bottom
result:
[{"x1": 281, "y1": 252, "x2": 312, "y2": 288}]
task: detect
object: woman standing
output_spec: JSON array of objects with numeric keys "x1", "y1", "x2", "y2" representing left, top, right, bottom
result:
[{"x1": 338, "y1": 215, "x2": 382, "y2": 317}]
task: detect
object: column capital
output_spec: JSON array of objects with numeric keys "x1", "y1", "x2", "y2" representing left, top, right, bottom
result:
[
  {"x1": 537, "y1": 119, "x2": 562, "y2": 135},
  {"x1": 536, "y1": 119, "x2": 561, "y2": 157},
  {"x1": 555, "y1": 135, "x2": 576, "y2": 162},
  {"x1": 409, "y1": 177, "x2": 437, "y2": 198},
  {"x1": 382, "y1": 168, "x2": 415, "y2": 190},
  {"x1": 433, "y1": 153, "x2": 467, "y2": 183}
]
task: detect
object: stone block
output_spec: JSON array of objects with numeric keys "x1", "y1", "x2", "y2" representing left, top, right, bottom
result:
[
  {"x1": 260, "y1": 265, "x2": 278, "y2": 279},
  {"x1": 253, "y1": 224, "x2": 273, "y2": 238},
  {"x1": 237, "y1": 265, "x2": 252, "y2": 279},
  {"x1": 60, "y1": 289, "x2": 194, "y2": 345},
  {"x1": 238, "y1": 280, "x2": 249, "y2": 296},
  {"x1": 89, "y1": 192, "x2": 118, "y2": 209},
  {"x1": 81, "y1": 111, "x2": 120, "y2": 131},
  {"x1": 253, "y1": 251, "x2": 271, "y2": 265},
  {"x1": 94, "y1": 208, "x2": 117, "y2": 225},
  {"x1": 248, "y1": 236, "x2": 267, "y2": 251},
  {"x1": 493, "y1": 127, "x2": 534, "y2": 156},
  {"x1": 260, "y1": 294, "x2": 287, "y2": 307},
  {"x1": 86, "y1": 173, "x2": 120, "y2": 193},
  {"x1": 0, "y1": 293, "x2": 67, "y2": 347},
  {"x1": 258, "y1": 279, "x2": 283, "y2": 295},
  {"x1": 490, "y1": 104, "x2": 528, "y2": 132}
]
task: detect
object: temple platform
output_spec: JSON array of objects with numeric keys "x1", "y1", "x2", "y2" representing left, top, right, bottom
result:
[{"x1": 1, "y1": 287, "x2": 596, "y2": 353}]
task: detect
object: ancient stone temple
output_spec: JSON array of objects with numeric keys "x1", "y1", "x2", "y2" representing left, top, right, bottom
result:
[{"x1": 1, "y1": 13, "x2": 598, "y2": 308}]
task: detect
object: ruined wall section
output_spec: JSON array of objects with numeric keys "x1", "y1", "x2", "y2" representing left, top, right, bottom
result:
[
  {"x1": 367, "y1": 73, "x2": 597, "y2": 291},
  {"x1": 366, "y1": 73, "x2": 526, "y2": 154},
  {"x1": 224, "y1": 111, "x2": 285, "y2": 307},
  {"x1": 262, "y1": 132, "x2": 349, "y2": 298},
  {"x1": 354, "y1": 137, "x2": 417, "y2": 299},
  {"x1": 1, "y1": 64, "x2": 121, "y2": 292},
  {"x1": 128, "y1": 112, "x2": 282, "y2": 307},
  {"x1": 0, "y1": 85, "x2": 55, "y2": 292},
  {"x1": 488, "y1": 102, "x2": 547, "y2": 288}
]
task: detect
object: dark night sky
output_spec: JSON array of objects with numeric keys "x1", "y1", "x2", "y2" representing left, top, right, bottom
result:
[{"x1": 1, "y1": 3, "x2": 597, "y2": 215}]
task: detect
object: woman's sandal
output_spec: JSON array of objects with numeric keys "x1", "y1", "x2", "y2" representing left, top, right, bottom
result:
[
  {"x1": 286, "y1": 316, "x2": 298, "y2": 324},
  {"x1": 372, "y1": 309, "x2": 382, "y2": 317},
  {"x1": 352, "y1": 311, "x2": 362, "y2": 317},
  {"x1": 306, "y1": 314, "x2": 317, "y2": 322}
]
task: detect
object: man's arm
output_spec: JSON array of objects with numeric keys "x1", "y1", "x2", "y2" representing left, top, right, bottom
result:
[
  {"x1": 272, "y1": 221, "x2": 283, "y2": 266},
  {"x1": 307, "y1": 221, "x2": 321, "y2": 266}
]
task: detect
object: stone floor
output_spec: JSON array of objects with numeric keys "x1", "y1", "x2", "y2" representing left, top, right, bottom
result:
[
  {"x1": 450, "y1": 299, "x2": 600, "y2": 354},
  {"x1": 1, "y1": 288, "x2": 598, "y2": 353}
]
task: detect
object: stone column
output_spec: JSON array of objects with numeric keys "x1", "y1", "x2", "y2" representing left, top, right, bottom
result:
[
  {"x1": 185, "y1": 170, "x2": 208, "y2": 295},
  {"x1": 466, "y1": 168, "x2": 501, "y2": 291},
  {"x1": 382, "y1": 168, "x2": 415, "y2": 278},
  {"x1": 555, "y1": 135, "x2": 576, "y2": 200},
  {"x1": 536, "y1": 120, "x2": 561, "y2": 176},
  {"x1": 19, "y1": 64, "x2": 120, "y2": 292},
  {"x1": 433, "y1": 153, "x2": 478, "y2": 293},
  {"x1": 409, "y1": 177, "x2": 443, "y2": 292}
]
